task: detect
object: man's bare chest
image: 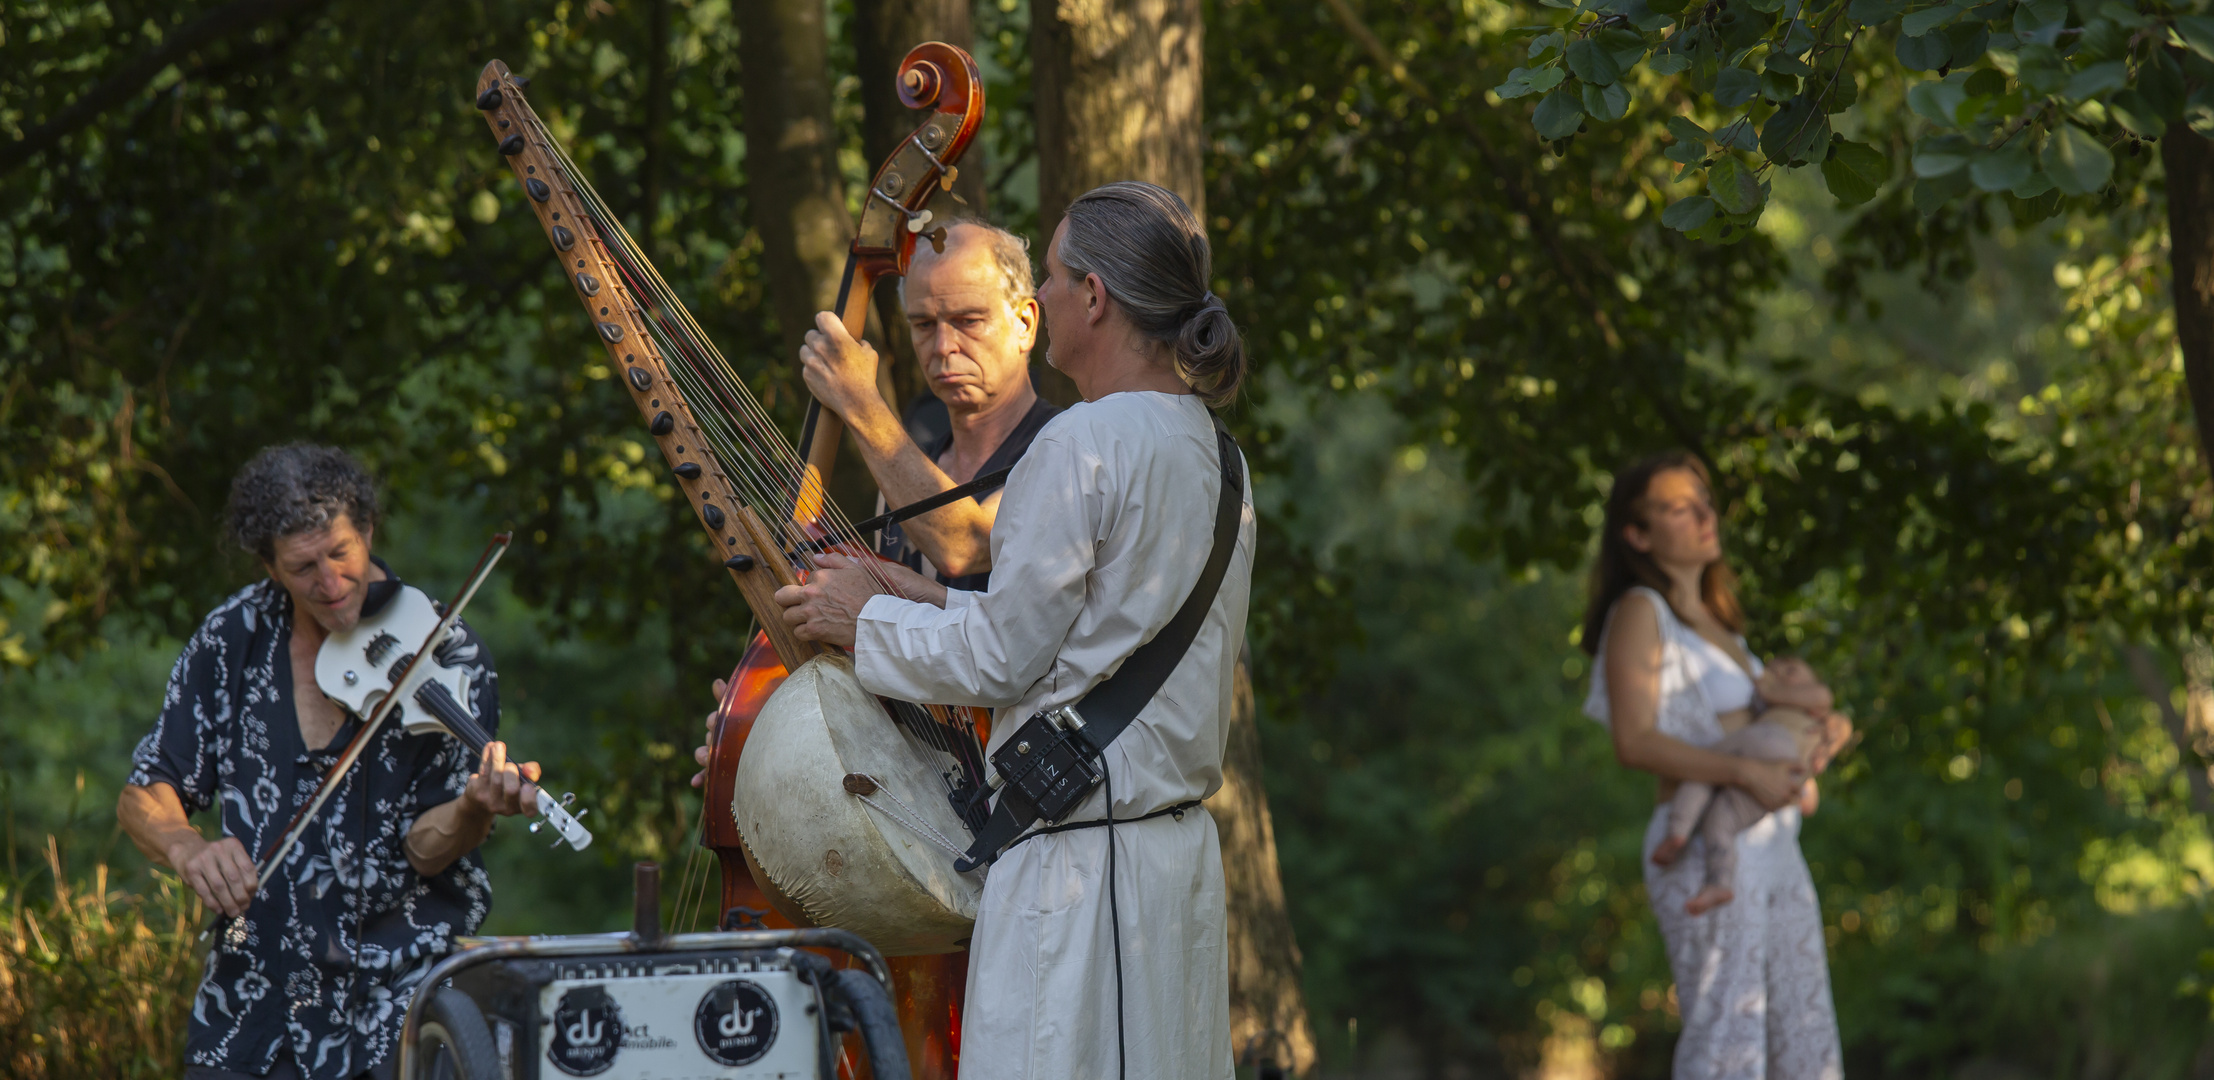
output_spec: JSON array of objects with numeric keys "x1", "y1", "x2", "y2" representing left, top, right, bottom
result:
[{"x1": 288, "y1": 632, "x2": 346, "y2": 753}]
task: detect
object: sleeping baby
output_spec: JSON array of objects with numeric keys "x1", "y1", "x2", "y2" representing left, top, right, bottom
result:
[{"x1": 1651, "y1": 657, "x2": 1856, "y2": 915}]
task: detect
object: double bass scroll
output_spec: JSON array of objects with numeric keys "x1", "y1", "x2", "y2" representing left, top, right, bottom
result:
[{"x1": 792, "y1": 44, "x2": 985, "y2": 526}]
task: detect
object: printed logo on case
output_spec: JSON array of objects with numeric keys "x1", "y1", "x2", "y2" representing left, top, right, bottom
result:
[
  {"x1": 547, "y1": 986, "x2": 622, "y2": 1076},
  {"x1": 693, "y1": 979, "x2": 780, "y2": 1066}
]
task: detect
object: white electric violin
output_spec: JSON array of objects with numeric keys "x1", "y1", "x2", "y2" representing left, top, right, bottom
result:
[{"x1": 316, "y1": 569, "x2": 594, "y2": 852}]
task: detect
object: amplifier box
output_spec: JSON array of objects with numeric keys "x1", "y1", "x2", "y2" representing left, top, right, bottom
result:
[{"x1": 453, "y1": 946, "x2": 829, "y2": 1080}]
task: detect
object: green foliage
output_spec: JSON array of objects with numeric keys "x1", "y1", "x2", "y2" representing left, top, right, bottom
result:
[
  {"x1": 1215, "y1": 0, "x2": 2214, "y2": 1070},
  {"x1": 8, "y1": 0, "x2": 2214, "y2": 1074},
  {"x1": 1497, "y1": 0, "x2": 2201, "y2": 229}
]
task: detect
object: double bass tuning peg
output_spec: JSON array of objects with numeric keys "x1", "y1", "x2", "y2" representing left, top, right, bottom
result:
[{"x1": 926, "y1": 227, "x2": 949, "y2": 254}]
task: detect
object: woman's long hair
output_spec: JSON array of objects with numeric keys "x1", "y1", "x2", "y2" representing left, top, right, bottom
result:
[{"x1": 1580, "y1": 451, "x2": 1744, "y2": 655}]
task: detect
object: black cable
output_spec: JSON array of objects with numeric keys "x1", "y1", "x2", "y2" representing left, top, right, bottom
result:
[{"x1": 1104, "y1": 764, "x2": 1126, "y2": 1080}]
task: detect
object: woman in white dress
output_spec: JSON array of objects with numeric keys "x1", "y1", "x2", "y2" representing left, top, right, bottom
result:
[{"x1": 1581, "y1": 452, "x2": 1845, "y2": 1080}]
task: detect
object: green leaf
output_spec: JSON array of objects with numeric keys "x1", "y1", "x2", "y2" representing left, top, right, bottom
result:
[
  {"x1": 1598, "y1": 27, "x2": 1648, "y2": 69},
  {"x1": 1707, "y1": 157, "x2": 1764, "y2": 214},
  {"x1": 1667, "y1": 115, "x2": 1710, "y2": 143},
  {"x1": 1824, "y1": 69, "x2": 1860, "y2": 112},
  {"x1": 1496, "y1": 65, "x2": 1568, "y2": 99},
  {"x1": 1962, "y1": 68, "x2": 2007, "y2": 98},
  {"x1": 2039, "y1": 122, "x2": 2114, "y2": 196},
  {"x1": 2010, "y1": 168, "x2": 2055, "y2": 199},
  {"x1": 1566, "y1": 39, "x2": 1623, "y2": 85},
  {"x1": 2188, "y1": 85, "x2": 2214, "y2": 137},
  {"x1": 1945, "y1": 22, "x2": 1990, "y2": 65},
  {"x1": 1902, "y1": 2, "x2": 1967, "y2": 38},
  {"x1": 2075, "y1": 18, "x2": 2129, "y2": 62},
  {"x1": 1896, "y1": 33, "x2": 1951, "y2": 73},
  {"x1": 1969, "y1": 137, "x2": 2034, "y2": 192},
  {"x1": 1820, "y1": 138, "x2": 1890, "y2": 205},
  {"x1": 1665, "y1": 139, "x2": 1708, "y2": 165},
  {"x1": 1745, "y1": 0, "x2": 1784, "y2": 12},
  {"x1": 2016, "y1": 44, "x2": 2066, "y2": 96},
  {"x1": 1582, "y1": 80, "x2": 1631, "y2": 121},
  {"x1": 1847, "y1": 0, "x2": 1911, "y2": 23},
  {"x1": 1762, "y1": 70, "x2": 1801, "y2": 102},
  {"x1": 2008, "y1": 185, "x2": 2066, "y2": 223},
  {"x1": 1760, "y1": 95, "x2": 1832, "y2": 166},
  {"x1": 1533, "y1": 88, "x2": 1587, "y2": 140},
  {"x1": 2099, "y1": 1, "x2": 2148, "y2": 30},
  {"x1": 2107, "y1": 89, "x2": 2165, "y2": 138},
  {"x1": 1913, "y1": 167, "x2": 1974, "y2": 214},
  {"x1": 1715, "y1": 67, "x2": 1761, "y2": 107},
  {"x1": 1648, "y1": 52, "x2": 1693, "y2": 75},
  {"x1": 1912, "y1": 134, "x2": 1975, "y2": 177},
  {"x1": 2176, "y1": 16, "x2": 2214, "y2": 62},
  {"x1": 1766, "y1": 51, "x2": 1814, "y2": 76},
  {"x1": 2140, "y1": 50, "x2": 2186, "y2": 121},
  {"x1": 1718, "y1": 120, "x2": 1758, "y2": 151},
  {"x1": 2062, "y1": 61, "x2": 2127, "y2": 102},
  {"x1": 1784, "y1": 19, "x2": 1819, "y2": 54},
  {"x1": 1661, "y1": 194, "x2": 1718, "y2": 230},
  {"x1": 2014, "y1": 1, "x2": 2066, "y2": 46},
  {"x1": 1528, "y1": 31, "x2": 1566, "y2": 59},
  {"x1": 1908, "y1": 73, "x2": 1971, "y2": 127},
  {"x1": 1648, "y1": 0, "x2": 1695, "y2": 13}
]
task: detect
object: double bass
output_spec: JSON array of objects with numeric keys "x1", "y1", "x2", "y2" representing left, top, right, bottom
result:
[{"x1": 473, "y1": 43, "x2": 987, "y2": 1079}]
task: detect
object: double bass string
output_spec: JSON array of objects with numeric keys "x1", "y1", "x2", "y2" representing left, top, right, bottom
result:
[{"x1": 521, "y1": 105, "x2": 986, "y2": 798}]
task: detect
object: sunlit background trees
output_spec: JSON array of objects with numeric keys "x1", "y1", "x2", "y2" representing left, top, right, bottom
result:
[{"x1": 7, "y1": 1, "x2": 2214, "y2": 1076}]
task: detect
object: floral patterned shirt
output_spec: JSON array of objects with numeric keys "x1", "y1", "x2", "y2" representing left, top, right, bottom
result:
[{"x1": 128, "y1": 564, "x2": 498, "y2": 1080}]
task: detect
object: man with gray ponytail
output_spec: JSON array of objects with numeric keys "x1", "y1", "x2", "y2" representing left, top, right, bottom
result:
[{"x1": 774, "y1": 181, "x2": 1252, "y2": 1079}]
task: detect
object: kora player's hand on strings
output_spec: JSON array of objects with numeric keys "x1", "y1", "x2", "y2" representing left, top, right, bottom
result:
[{"x1": 774, "y1": 552, "x2": 882, "y2": 648}]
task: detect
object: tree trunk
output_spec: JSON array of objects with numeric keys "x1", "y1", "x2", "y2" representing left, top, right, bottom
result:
[
  {"x1": 1031, "y1": 0, "x2": 1207, "y2": 240},
  {"x1": 2165, "y1": 122, "x2": 2214, "y2": 477},
  {"x1": 1215, "y1": 654, "x2": 1320, "y2": 1077},
  {"x1": 735, "y1": 0, "x2": 849, "y2": 353},
  {"x1": 636, "y1": 0, "x2": 671, "y2": 261},
  {"x1": 737, "y1": 0, "x2": 881, "y2": 515},
  {"x1": 1034, "y1": 7, "x2": 1317, "y2": 1073},
  {"x1": 1030, "y1": 0, "x2": 1208, "y2": 408},
  {"x1": 854, "y1": 0, "x2": 986, "y2": 416}
]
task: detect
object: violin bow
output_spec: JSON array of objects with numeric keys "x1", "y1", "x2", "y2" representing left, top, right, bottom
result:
[{"x1": 200, "y1": 533, "x2": 513, "y2": 941}]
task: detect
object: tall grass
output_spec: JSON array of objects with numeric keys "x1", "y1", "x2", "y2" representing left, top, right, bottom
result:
[{"x1": 0, "y1": 835, "x2": 203, "y2": 1079}]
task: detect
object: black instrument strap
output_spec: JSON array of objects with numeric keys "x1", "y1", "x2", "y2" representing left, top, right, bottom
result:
[
  {"x1": 1007, "y1": 799, "x2": 1200, "y2": 849},
  {"x1": 847, "y1": 465, "x2": 1014, "y2": 539},
  {"x1": 955, "y1": 418, "x2": 1243, "y2": 870}
]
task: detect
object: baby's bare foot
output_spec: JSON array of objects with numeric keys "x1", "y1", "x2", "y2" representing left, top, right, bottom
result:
[
  {"x1": 1808, "y1": 713, "x2": 1857, "y2": 773},
  {"x1": 1686, "y1": 884, "x2": 1735, "y2": 915},
  {"x1": 1651, "y1": 835, "x2": 1688, "y2": 866}
]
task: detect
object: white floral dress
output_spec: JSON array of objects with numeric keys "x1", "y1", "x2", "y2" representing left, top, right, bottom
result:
[{"x1": 1584, "y1": 587, "x2": 1843, "y2": 1080}]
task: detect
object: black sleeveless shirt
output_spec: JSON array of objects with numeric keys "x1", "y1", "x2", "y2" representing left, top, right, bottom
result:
[{"x1": 876, "y1": 394, "x2": 1061, "y2": 593}]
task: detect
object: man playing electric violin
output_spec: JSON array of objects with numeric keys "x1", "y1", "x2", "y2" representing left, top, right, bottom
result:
[
  {"x1": 775, "y1": 182, "x2": 1254, "y2": 1080},
  {"x1": 117, "y1": 444, "x2": 542, "y2": 1080}
]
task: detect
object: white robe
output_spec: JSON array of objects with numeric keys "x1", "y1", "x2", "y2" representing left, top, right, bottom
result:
[{"x1": 855, "y1": 391, "x2": 1253, "y2": 1080}]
